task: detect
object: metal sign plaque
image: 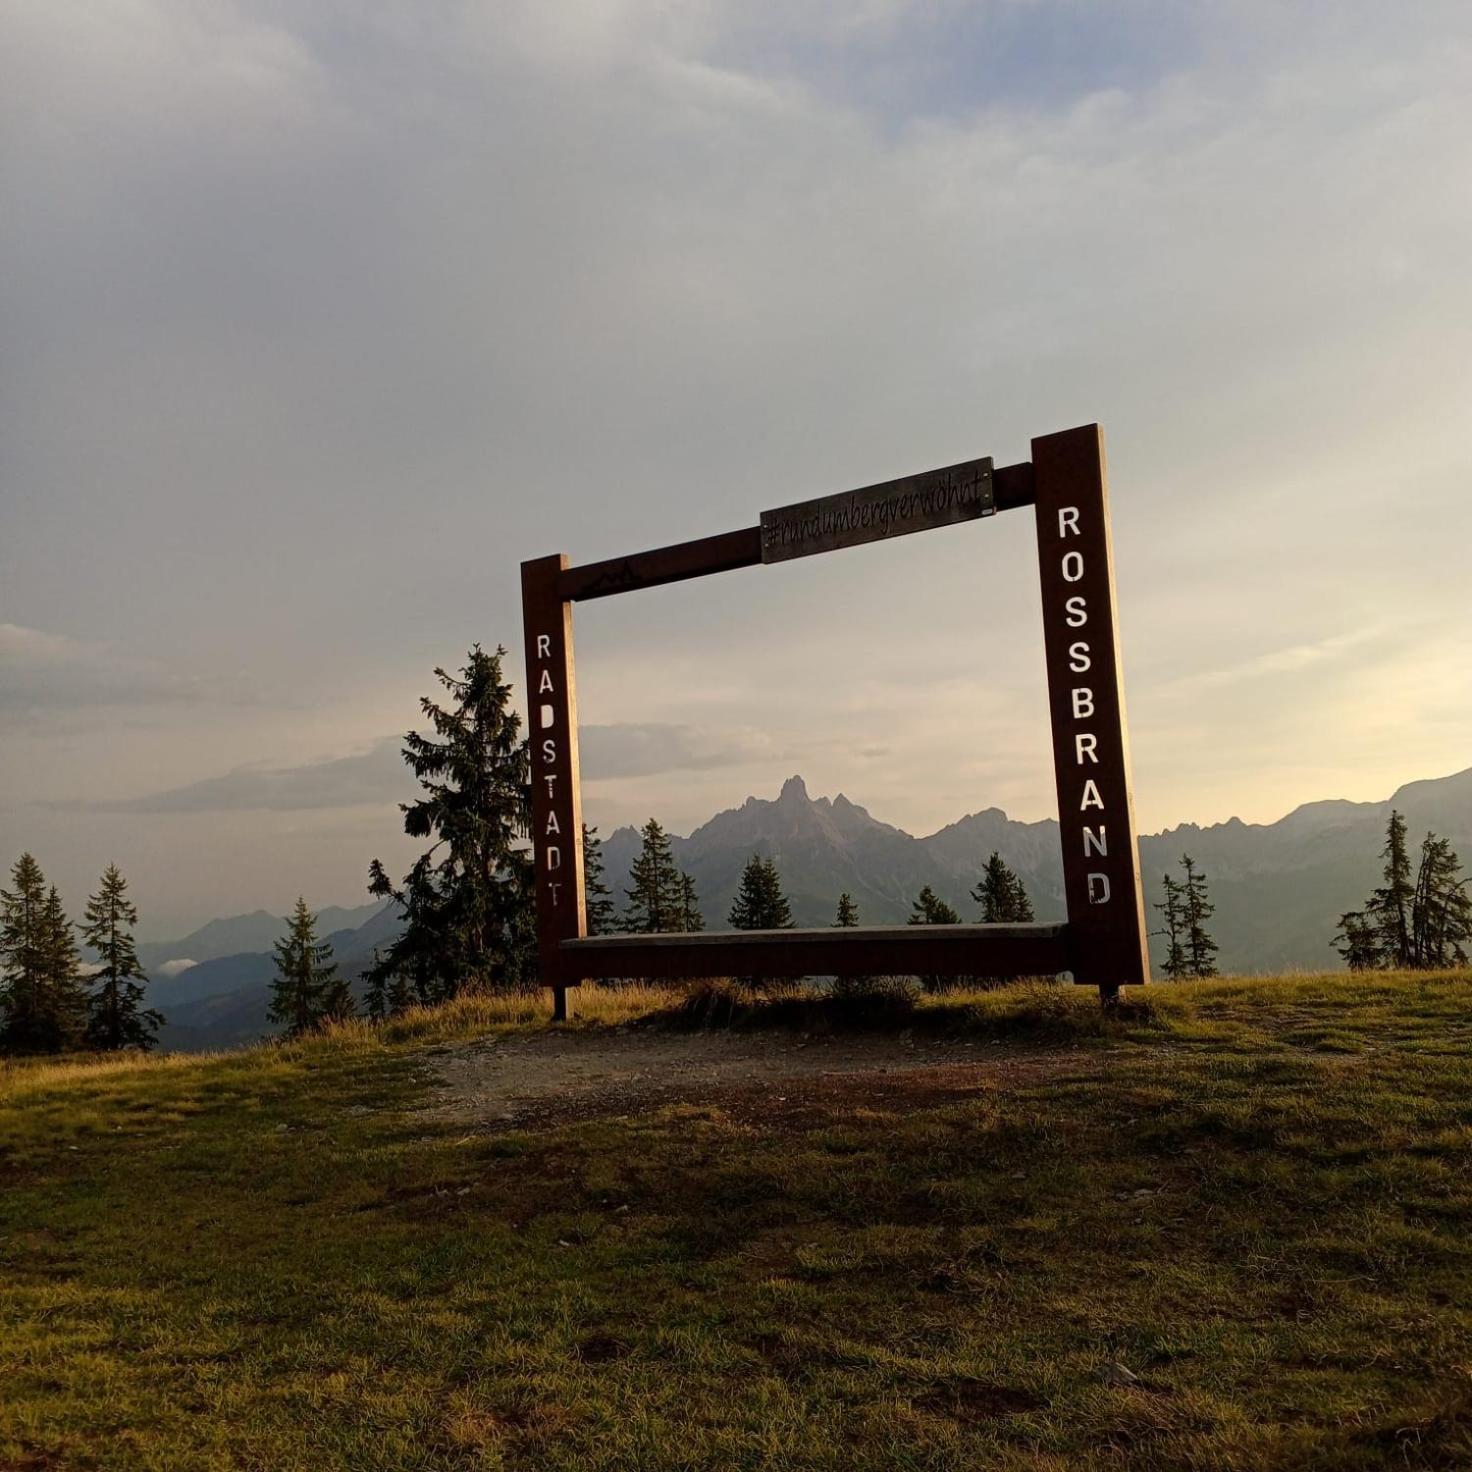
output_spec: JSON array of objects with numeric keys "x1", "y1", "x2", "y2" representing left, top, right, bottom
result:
[{"x1": 759, "y1": 456, "x2": 994, "y2": 564}]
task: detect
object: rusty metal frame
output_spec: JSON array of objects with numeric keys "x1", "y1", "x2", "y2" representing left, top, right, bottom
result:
[{"x1": 522, "y1": 424, "x2": 1149, "y2": 1017}]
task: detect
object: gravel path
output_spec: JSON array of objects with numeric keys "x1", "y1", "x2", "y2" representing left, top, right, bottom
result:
[{"x1": 426, "y1": 1027, "x2": 1085, "y2": 1130}]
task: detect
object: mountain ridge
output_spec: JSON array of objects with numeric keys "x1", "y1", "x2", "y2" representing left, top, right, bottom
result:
[{"x1": 145, "y1": 766, "x2": 1471, "y2": 1051}]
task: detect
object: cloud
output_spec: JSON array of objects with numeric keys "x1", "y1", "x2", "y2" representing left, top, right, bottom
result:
[
  {"x1": 46, "y1": 721, "x2": 774, "y2": 814},
  {"x1": 0, "y1": 623, "x2": 214, "y2": 722},
  {"x1": 157, "y1": 958, "x2": 198, "y2": 978},
  {"x1": 4, "y1": 0, "x2": 1472, "y2": 915},
  {"x1": 59, "y1": 736, "x2": 408, "y2": 814},
  {"x1": 580, "y1": 722, "x2": 780, "y2": 779}
]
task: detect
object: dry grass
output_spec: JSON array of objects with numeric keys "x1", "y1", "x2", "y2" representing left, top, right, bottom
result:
[
  {"x1": 0, "y1": 1045, "x2": 221, "y2": 1102},
  {"x1": 320, "y1": 982, "x2": 676, "y2": 1047}
]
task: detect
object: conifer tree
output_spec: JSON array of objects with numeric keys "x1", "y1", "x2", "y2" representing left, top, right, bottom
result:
[
  {"x1": 972, "y1": 852, "x2": 1035, "y2": 923},
  {"x1": 1409, "y1": 834, "x2": 1472, "y2": 968},
  {"x1": 1, "y1": 859, "x2": 87, "y2": 1053},
  {"x1": 364, "y1": 947, "x2": 417, "y2": 1021},
  {"x1": 39, "y1": 886, "x2": 88, "y2": 1050},
  {"x1": 1377, "y1": 811, "x2": 1415, "y2": 968},
  {"x1": 582, "y1": 825, "x2": 617, "y2": 937},
  {"x1": 907, "y1": 885, "x2": 960, "y2": 993},
  {"x1": 728, "y1": 855, "x2": 794, "y2": 930},
  {"x1": 834, "y1": 893, "x2": 859, "y2": 927},
  {"x1": 1180, "y1": 855, "x2": 1219, "y2": 978},
  {"x1": 1, "y1": 853, "x2": 47, "y2": 1051},
  {"x1": 269, "y1": 898, "x2": 347, "y2": 1037},
  {"x1": 366, "y1": 646, "x2": 534, "y2": 1002},
  {"x1": 677, "y1": 872, "x2": 704, "y2": 932},
  {"x1": 622, "y1": 820, "x2": 684, "y2": 933},
  {"x1": 908, "y1": 886, "x2": 960, "y2": 926},
  {"x1": 1332, "y1": 909, "x2": 1380, "y2": 971},
  {"x1": 80, "y1": 864, "x2": 162, "y2": 1051},
  {"x1": 1336, "y1": 814, "x2": 1472, "y2": 970},
  {"x1": 1154, "y1": 873, "x2": 1188, "y2": 979}
]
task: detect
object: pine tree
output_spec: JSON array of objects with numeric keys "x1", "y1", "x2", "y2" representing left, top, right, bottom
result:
[
  {"x1": 907, "y1": 885, "x2": 961, "y2": 993},
  {"x1": 1331, "y1": 811, "x2": 1471, "y2": 972},
  {"x1": 834, "y1": 893, "x2": 859, "y2": 927},
  {"x1": 728, "y1": 855, "x2": 795, "y2": 930},
  {"x1": 1, "y1": 859, "x2": 88, "y2": 1054},
  {"x1": 1154, "y1": 873, "x2": 1189, "y2": 979},
  {"x1": 366, "y1": 646, "x2": 534, "y2": 1003},
  {"x1": 1409, "y1": 834, "x2": 1471, "y2": 969},
  {"x1": 364, "y1": 946, "x2": 416, "y2": 1021},
  {"x1": 40, "y1": 886, "x2": 88, "y2": 1050},
  {"x1": 269, "y1": 898, "x2": 346, "y2": 1037},
  {"x1": 972, "y1": 852, "x2": 1035, "y2": 923},
  {"x1": 582, "y1": 825, "x2": 617, "y2": 937},
  {"x1": 677, "y1": 872, "x2": 703, "y2": 932},
  {"x1": 1, "y1": 853, "x2": 47, "y2": 1051},
  {"x1": 1374, "y1": 810, "x2": 1415, "y2": 968},
  {"x1": 1332, "y1": 909, "x2": 1380, "y2": 971},
  {"x1": 622, "y1": 820, "x2": 684, "y2": 933},
  {"x1": 908, "y1": 886, "x2": 960, "y2": 925},
  {"x1": 79, "y1": 864, "x2": 162, "y2": 1051},
  {"x1": 1180, "y1": 855, "x2": 1219, "y2": 978}
]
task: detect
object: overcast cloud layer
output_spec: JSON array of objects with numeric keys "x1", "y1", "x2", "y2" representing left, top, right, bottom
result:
[{"x1": 2, "y1": 1, "x2": 1469, "y2": 935}]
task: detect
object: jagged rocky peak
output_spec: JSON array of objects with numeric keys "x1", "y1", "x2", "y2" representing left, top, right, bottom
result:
[{"x1": 778, "y1": 774, "x2": 810, "y2": 803}]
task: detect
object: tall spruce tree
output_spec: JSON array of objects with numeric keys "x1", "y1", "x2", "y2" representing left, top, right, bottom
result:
[
  {"x1": 1, "y1": 859, "x2": 87, "y2": 1054},
  {"x1": 269, "y1": 899, "x2": 350, "y2": 1037},
  {"x1": 972, "y1": 852, "x2": 1035, "y2": 923},
  {"x1": 834, "y1": 893, "x2": 860, "y2": 927},
  {"x1": 728, "y1": 855, "x2": 794, "y2": 930},
  {"x1": 39, "y1": 886, "x2": 87, "y2": 1051},
  {"x1": 80, "y1": 864, "x2": 161, "y2": 1051},
  {"x1": 622, "y1": 820, "x2": 685, "y2": 933},
  {"x1": 366, "y1": 646, "x2": 534, "y2": 1002},
  {"x1": 1154, "y1": 873, "x2": 1189, "y2": 979},
  {"x1": 1377, "y1": 811, "x2": 1415, "y2": 968},
  {"x1": 677, "y1": 872, "x2": 704, "y2": 932},
  {"x1": 582, "y1": 825, "x2": 617, "y2": 936},
  {"x1": 1409, "y1": 834, "x2": 1472, "y2": 968},
  {"x1": 1180, "y1": 855, "x2": 1219, "y2": 978},
  {"x1": 1, "y1": 853, "x2": 47, "y2": 1051}
]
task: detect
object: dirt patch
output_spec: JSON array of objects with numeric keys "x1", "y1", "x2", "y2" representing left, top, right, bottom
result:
[{"x1": 427, "y1": 1028, "x2": 1087, "y2": 1131}]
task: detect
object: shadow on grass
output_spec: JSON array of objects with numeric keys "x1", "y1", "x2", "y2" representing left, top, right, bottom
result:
[{"x1": 645, "y1": 977, "x2": 1162, "y2": 1044}]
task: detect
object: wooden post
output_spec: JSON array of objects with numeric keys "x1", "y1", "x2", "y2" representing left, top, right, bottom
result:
[
  {"x1": 1032, "y1": 425, "x2": 1149, "y2": 997},
  {"x1": 520, "y1": 554, "x2": 586, "y2": 1020}
]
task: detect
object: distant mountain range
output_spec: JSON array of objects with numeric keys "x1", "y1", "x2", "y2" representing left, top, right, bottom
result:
[
  {"x1": 143, "y1": 766, "x2": 1472, "y2": 1051},
  {"x1": 143, "y1": 902, "x2": 399, "y2": 1053},
  {"x1": 600, "y1": 769, "x2": 1472, "y2": 975}
]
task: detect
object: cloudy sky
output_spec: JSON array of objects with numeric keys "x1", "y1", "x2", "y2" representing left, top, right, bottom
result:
[{"x1": 3, "y1": 0, "x2": 1469, "y2": 937}]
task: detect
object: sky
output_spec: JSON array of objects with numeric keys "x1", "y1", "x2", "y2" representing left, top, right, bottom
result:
[{"x1": 2, "y1": 0, "x2": 1470, "y2": 938}]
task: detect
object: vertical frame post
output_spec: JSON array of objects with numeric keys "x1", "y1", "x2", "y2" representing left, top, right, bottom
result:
[
  {"x1": 520, "y1": 554, "x2": 586, "y2": 1019},
  {"x1": 1033, "y1": 424, "x2": 1149, "y2": 997}
]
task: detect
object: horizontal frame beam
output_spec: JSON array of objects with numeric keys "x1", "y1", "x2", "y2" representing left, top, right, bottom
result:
[
  {"x1": 559, "y1": 460, "x2": 1036, "y2": 603},
  {"x1": 558, "y1": 921, "x2": 1069, "y2": 982}
]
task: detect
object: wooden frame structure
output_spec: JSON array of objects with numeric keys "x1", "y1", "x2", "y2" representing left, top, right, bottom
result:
[{"x1": 522, "y1": 423, "x2": 1149, "y2": 1018}]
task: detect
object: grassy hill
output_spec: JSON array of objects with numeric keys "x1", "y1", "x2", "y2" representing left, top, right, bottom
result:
[{"x1": 4, "y1": 974, "x2": 1472, "y2": 1469}]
